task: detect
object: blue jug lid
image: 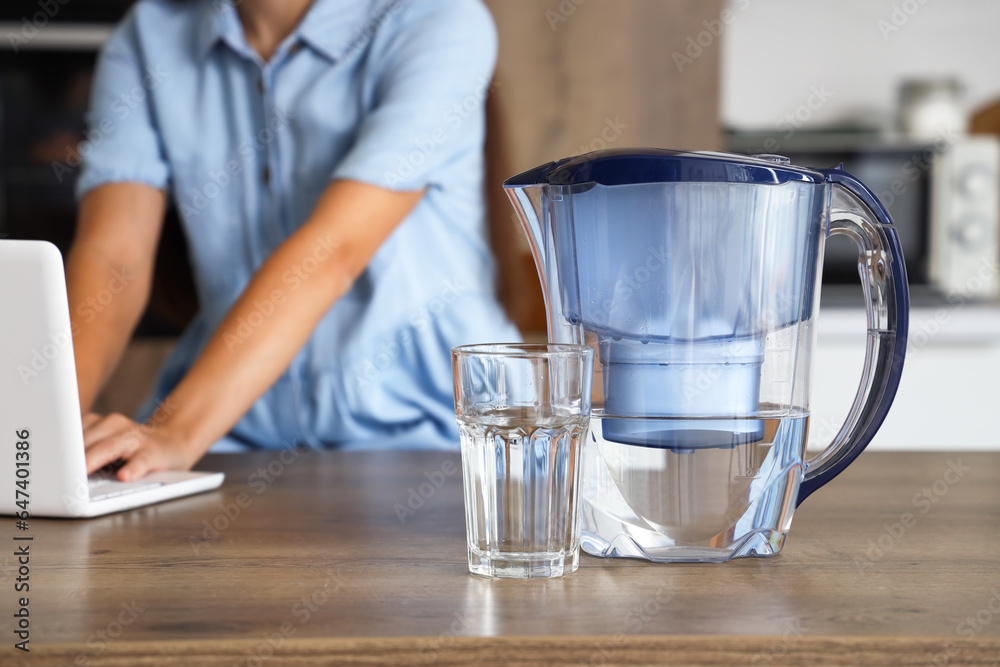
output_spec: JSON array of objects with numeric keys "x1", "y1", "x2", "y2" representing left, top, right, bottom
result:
[{"x1": 503, "y1": 148, "x2": 826, "y2": 187}]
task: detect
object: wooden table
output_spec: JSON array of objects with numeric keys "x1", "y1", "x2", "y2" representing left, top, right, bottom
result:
[{"x1": 5, "y1": 450, "x2": 1000, "y2": 666}]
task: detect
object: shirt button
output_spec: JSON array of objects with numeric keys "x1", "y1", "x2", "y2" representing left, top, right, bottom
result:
[
  {"x1": 289, "y1": 41, "x2": 302, "y2": 56},
  {"x1": 262, "y1": 166, "x2": 271, "y2": 184}
]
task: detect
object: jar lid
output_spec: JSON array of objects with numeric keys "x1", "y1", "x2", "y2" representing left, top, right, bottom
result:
[{"x1": 503, "y1": 148, "x2": 826, "y2": 187}]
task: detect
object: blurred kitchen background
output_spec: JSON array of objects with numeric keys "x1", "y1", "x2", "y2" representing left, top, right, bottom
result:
[{"x1": 1, "y1": 0, "x2": 998, "y2": 449}]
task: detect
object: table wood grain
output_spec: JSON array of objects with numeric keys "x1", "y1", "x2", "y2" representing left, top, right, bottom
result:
[{"x1": 4, "y1": 450, "x2": 1000, "y2": 666}]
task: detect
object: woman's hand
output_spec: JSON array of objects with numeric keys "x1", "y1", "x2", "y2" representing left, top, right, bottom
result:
[{"x1": 83, "y1": 412, "x2": 202, "y2": 482}]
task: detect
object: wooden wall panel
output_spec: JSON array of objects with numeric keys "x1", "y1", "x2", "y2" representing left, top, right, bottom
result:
[
  {"x1": 486, "y1": 0, "x2": 722, "y2": 171},
  {"x1": 482, "y1": 0, "x2": 724, "y2": 333}
]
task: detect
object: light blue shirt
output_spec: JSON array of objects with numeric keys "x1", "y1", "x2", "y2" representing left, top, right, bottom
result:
[{"x1": 77, "y1": 0, "x2": 519, "y2": 451}]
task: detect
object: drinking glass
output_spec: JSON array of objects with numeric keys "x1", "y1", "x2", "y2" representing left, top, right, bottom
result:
[{"x1": 452, "y1": 344, "x2": 594, "y2": 578}]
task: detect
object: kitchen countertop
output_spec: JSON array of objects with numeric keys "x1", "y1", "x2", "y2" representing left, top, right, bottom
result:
[{"x1": 6, "y1": 450, "x2": 1000, "y2": 666}]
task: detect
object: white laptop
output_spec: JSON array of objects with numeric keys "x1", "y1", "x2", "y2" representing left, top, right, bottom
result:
[{"x1": 0, "y1": 240, "x2": 223, "y2": 518}]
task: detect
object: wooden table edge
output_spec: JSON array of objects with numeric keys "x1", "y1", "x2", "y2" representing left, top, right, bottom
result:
[{"x1": 11, "y1": 634, "x2": 1000, "y2": 666}]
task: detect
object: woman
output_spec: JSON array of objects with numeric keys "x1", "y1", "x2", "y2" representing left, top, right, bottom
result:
[{"x1": 72, "y1": 0, "x2": 518, "y2": 481}]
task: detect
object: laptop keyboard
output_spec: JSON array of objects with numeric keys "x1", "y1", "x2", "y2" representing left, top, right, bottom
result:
[
  {"x1": 88, "y1": 476, "x2": 165, "y2": 501},
  {"x1": 86, "y1": 460, "x2": 165, "y2": 501}
]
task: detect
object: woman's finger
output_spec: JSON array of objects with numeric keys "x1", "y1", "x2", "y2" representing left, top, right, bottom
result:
[
  {"x1": 117, "y1": 446, "x2": 161, "y2": 482},
  {"x1": 82, "y1": 413, "x2": 102, "y2": 430},
  {"x1": 83, "y1": 413, "x2": 136, "y2": 449},
  {"x1": 84, "y1": 431, "x2": 143, "y2": 475}
]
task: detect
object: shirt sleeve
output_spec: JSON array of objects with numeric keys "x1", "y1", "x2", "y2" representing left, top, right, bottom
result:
[
  {"x1": 74, "y1": 13, "x2": 171, "y2": 199},
  {"x1": 331, "y1": 0, "x2": 498, "y2": 192}
]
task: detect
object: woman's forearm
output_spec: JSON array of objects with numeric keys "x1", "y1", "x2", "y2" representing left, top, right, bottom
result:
[
  {"x1": 153, "y1": 180, "x2": 423, "y2": 458},
  {"x1": 150, "y1": 221, "x2": 354, "y2": 455},
  {"x1": 67, "y1": 184, "x2": 165, "y2": 413}
]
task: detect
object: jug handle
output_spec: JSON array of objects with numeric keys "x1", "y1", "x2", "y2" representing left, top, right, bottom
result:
[{"x1": 797, "y1": 169, "x2": 910, "y2": 505}]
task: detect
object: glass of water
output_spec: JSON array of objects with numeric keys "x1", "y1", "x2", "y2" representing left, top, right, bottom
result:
[{"x1": 452, "y1": 343, "x2": 594, "y2": 579}]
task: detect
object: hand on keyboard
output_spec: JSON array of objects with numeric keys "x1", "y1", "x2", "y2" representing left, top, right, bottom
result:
[
  {"x1": 83, "y1": 411, "x2": 203, "y2": 482},
  {"x1": 90, "y1": 458, "x2": 126, "y2": 483},
  {"x1": 88, "y1": 461, "x2": 165, "y2": 501}
]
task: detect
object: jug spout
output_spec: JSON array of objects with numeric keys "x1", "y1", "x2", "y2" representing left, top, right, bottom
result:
[
  {"x1": 503, "y1": 179, "x2": 551, "y2": 297},
  {"x1": 504, "y1": 156, "x2": 591, "y2": 341}
]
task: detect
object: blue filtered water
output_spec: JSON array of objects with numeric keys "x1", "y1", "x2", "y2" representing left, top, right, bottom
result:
[{"x1": 580, "y1": 412, "x2": 809, "y2": 562}]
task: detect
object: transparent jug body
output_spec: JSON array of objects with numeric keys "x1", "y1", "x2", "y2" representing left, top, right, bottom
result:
[
  {"x1": 519, "y1": 179, "x2": 827, "y2": 561},
  {"x1": 507, "y1": 150, "x2": 908, "y2": 563}
]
